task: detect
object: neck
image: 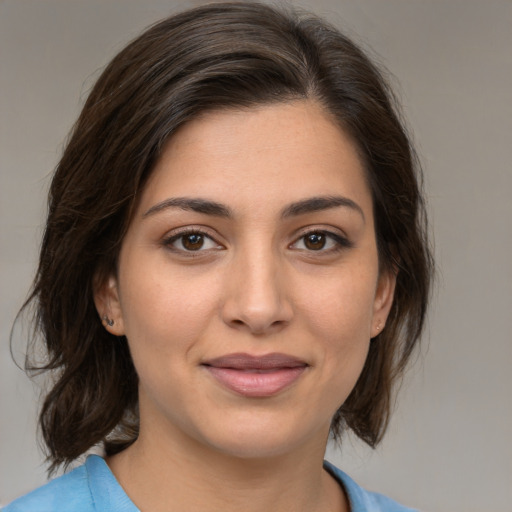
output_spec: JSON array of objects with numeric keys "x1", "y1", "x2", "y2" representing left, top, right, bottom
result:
[{"x1": 107, "y1": 419, "x2": 348, "y2": 512}]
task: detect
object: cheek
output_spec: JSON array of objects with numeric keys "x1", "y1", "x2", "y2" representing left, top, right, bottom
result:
[
  {"x1": 118, "y1": 265, "x2": 221, "y2": 366},
  {"x1": 296, "y1": 268, "x2": 377, "y2": 387},
  {"x1": 301, "y1": 269, "x2": 377, "y2": 341}
]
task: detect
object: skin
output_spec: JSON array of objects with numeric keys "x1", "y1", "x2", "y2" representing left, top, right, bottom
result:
[{"x1": 95, "y1": 100, "x2": 396, "y2": 512}]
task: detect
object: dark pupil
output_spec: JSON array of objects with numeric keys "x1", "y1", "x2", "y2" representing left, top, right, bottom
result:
[
  {"x1": 183, "y1": 233, "x2": 204, "y2": 250},
  {"x1": 305, "y1": 233, "x2": 325, "y2": 250}
]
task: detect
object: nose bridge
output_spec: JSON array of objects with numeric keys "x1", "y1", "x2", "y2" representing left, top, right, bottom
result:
[{"x1": 222, "y1": 236, "x2": 292, "y2": 334}]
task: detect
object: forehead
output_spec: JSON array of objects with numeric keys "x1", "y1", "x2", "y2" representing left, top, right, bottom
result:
[{"x1": 138, "y1": 100, "x2": 372, "y2": 219}]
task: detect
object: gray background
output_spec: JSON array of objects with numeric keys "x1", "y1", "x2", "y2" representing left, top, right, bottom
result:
[{"x1": 1, "y1": 1, "x2": 511, "y2": 510}]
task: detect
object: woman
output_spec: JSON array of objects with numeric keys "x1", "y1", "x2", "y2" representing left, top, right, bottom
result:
[{"x1": 6, "y1": 2, "x2": 433, "y2": 511}]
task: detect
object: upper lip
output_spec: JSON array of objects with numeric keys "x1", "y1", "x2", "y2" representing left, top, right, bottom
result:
[{"x1": 202, "y1": 353, "x2": 308, "y2": 370}]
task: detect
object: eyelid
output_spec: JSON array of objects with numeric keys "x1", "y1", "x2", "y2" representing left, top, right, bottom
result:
[
  {"x1": 289, "y1": 226, "x2": 353, "y2": 251},
  {"x1": 160, "y1": 224, "x2": 352, "y2": 255},
  {"x1": 161, "y1": 226, "x2": 225, "y2": 253}
]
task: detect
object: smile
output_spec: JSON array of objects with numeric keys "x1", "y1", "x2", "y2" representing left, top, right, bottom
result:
[{"x1": 202, "y1": 353, "x2": 309, "y2": 398}]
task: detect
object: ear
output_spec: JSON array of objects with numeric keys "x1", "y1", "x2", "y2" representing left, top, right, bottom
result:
[
  {"x1": 370, "y1": 268, "x2": 397, "y2": 338},
  {"x1": 93, "y1": 273, "x2": 126, "y2": 336}
]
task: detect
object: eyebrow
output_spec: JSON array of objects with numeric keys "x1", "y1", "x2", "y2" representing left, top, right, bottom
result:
[
  {"x1": 143, "y1": 195, "x2": 364, "y2": 222},
  {"x1": 281, "y1": 196, "x2": 365, "y2": 222},
  {"x1": 143, "y1": 197, "x2": 232, "y2": 218}
]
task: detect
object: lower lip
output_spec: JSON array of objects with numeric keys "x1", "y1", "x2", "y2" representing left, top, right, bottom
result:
[{"x1": 204, "y1": 366, "x2": 307, "y2": 397}]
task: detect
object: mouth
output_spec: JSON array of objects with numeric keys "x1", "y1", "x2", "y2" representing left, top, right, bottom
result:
[{"x1": 201, "y1": 353, "x2": 309, "y2": 398}]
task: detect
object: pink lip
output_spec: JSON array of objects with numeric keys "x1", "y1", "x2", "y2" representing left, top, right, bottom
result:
[{"x1": 202, "y1": 353, "x2": 308, "y2": 398}]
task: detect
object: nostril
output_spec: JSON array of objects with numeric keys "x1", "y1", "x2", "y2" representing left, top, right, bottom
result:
[
  {"x1": 230, "y1": 318, "x2": 290, "y2": 336},
  {"x1": 221, "y1": 289, "x2": 294, "y2": 334}
]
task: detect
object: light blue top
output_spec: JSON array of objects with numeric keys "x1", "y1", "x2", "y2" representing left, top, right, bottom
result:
[{"x1": 3, "y1": 455, "x2": 417, "y2": 512}]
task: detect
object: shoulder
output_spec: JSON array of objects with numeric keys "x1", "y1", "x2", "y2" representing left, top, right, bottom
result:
[
  {"x1": 2, "y1": 455, "x2": 138, "y2": 512},
  {"x1": 324, "y1": 460, "x2": 418, "y2": 512},
  {"x1": 2, "y1": 463, "x2": 93, "y2": 512}
]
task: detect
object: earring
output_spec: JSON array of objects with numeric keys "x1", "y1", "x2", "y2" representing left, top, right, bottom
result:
[
  {"x1": 376, "y1": 322, "x2": 382, "y2": 332},
  {"x1": 102, "y1": 315, "x2": 114, "y2": 327}
]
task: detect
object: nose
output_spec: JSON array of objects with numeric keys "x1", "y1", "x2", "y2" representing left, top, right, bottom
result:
[{"x1": 221, "y1": 245, "x2": 293, "y2": 335}]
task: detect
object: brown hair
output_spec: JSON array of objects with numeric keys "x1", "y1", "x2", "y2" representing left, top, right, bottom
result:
[{"x1": 19, "y1": 1, "x2": 433, "y2": 473}]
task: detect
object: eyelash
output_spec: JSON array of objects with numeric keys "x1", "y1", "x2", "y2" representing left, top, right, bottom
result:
[
  {"x1": 162, "y1": 227, "x2": 222, "y2": 255},
  {"x1": 290, "y1": 229, "x2": 353, "y2": 254},
  {"x1": 161, "y1": 227, "x2": 353, "y2": 256}
]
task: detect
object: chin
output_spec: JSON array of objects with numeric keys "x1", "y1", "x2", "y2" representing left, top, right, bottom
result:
[
  {"x1": 210, "y1": 436, "x2": 299, "y2": 460},
  {"x1": 195, "y1": 414, "x2": 326, "y2": 461}
]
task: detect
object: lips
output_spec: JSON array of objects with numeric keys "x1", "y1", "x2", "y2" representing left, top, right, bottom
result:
[{"x1": 202, "y1": 353, "x2": 308, "y2": 397}]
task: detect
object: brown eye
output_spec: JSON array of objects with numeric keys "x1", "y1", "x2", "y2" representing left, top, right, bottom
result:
[
  {"x1": 304, "y1": 232, "x2": 326, "y2": 250},
  {"x1": 181, "y1": 233, "x2": 204, "y2": 250},
  {"x1": 164, "y1": 230, "x2": 222, "y2": 253},
  {"x1": 290, "y1": 230, "x2": 351, "y2": 253}
]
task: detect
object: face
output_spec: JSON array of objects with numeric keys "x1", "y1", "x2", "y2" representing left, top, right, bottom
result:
[{"x1": 96, "y1": 101, "x2": 395, "y2": 460}]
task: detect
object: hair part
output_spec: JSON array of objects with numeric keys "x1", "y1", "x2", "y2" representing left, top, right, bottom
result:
[{"x1": 17, "y1": 1, "x2": 433, "y2": 473}]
